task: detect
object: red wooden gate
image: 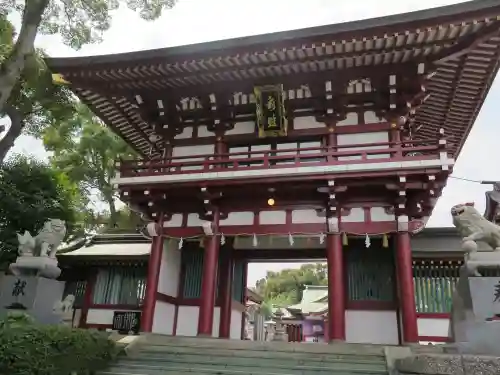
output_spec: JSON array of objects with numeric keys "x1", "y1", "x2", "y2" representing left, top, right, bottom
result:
[{"x1": 286, "y1": 324, "x2": 303, "y2": 342}]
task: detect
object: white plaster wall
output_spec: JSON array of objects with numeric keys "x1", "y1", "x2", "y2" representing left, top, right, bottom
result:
[
  {"x1": 73, "y1": 308, "x2": 82, "y2": 328},
  {"x1": 364, "y1": 111, "x2": 383, "y2": 123},
  {"x1": 343, "y1": 207, "x2": 365, "y2": 223},
  {"x1": 292, "y1": 209, "x2": 324, "y2": 224},
  {"x1": 293, "y1": 116, "x2": 324, "y2": 129},
  {"x1": 187, "y1": 213, "x2": 204, "y2": 227},
  {"x1": 337, "y1": 112, "x2": 359, "y2": 126},
  {"x1": 157, "y1": 239, "x2": 181, "y2": 297},
  {"x1": 174, "y1": 126, "x2": 194, "y2": 139},
  {"x1": 260, "y1": 211, "x2": 286, "y2": 225},
  {"x1": 234, "y1": 235, "x2": 324, "y2": 249},
  {"x1": 226, "y1": 121, "x2": 255, "y2": 135},
  {"x1": 275, "y1": 141, "x2": 322, "y2": 166},
  {"x1": 370, "y1": 207, "x2": 395, "y2": 222},
  {"x1": 164, "y1": 213, "x2": 183, "y2": 228},
  {"x1": 231, "y1": 309, "x2": 243, "y2": 340},
  {"x1": 229, "y1": 144, "x2": 271, "y2": 166},
  {"x1": 86, "y1": 308, "x2": 142, "y2": 325},
  {"x1": 198, "y1": 125, "x2": 216, "y2": 137},
  {"x1": 220, "y1": 212, "x2": 254, "y2": 226},
  {"x1": 418, "y1": 317, "x2": 450, "y2": 339},
  {"x1": 346, "y1": 310, "x2": 399, "y2": 345},
  {"x1": 152, "y1": 301, "x2": 176, "y2": 335},
  {"x1": 176, "y1": 306, "x2": 221, "y2": 338},
  {"x1": 161, "y1": 208, "x2": 397, "y2": 228},
  {"x1": 212, "y1": 307, "x2": 221, "y2": 337},
  {"x1": 172, "y1": 145, "x2": 214, "y2": 171},
  {"x1": 176, "y1": 306, "x2": 199, "y2": 337},
  {"x1": 337, "y1": 132, "x2": 389, "y2": 161},
  {"x1": 172, "y1": 145, "x2": 214, "y2": 157}
]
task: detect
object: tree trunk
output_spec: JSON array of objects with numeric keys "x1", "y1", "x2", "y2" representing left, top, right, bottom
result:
[
  {"x1": 0, "y1": 0, "x2": 49, "y2": 162},
  {"x1": 107, "y1": 197, "x2": 119, "y2": 228},
  {"x1": 0, "y1": 105, "x2": 23, "y2": 161}
]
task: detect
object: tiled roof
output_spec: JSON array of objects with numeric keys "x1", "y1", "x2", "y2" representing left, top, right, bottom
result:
[{"x1": 46, "y1": 1, "x2": 500, "y2": 158}]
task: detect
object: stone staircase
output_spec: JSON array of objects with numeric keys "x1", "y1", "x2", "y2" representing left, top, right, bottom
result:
[{"x1": 100, "y1": 335, "x2": 390, "y2": 375}]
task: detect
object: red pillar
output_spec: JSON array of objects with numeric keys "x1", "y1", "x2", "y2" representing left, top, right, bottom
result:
[
  {"x1": 326, "y1": 232, "x2": 345, "y2": 341},
  {"x1": 241, "y1": 260, "x2": 248, "y2": 340},
  {"x1": 218, "y1": 250, "x2": 234, "y2": 338},
  {"x1": 197, "y1": 209, "x2": 221, "y2": 336},
  {"x1": 396, "y1": 231, "x2": 418, "y2": 343},
  {"x1": 141, "y1": 216, "x2": 164, "y2": 332}
]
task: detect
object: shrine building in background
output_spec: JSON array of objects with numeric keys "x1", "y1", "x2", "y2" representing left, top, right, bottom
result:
[{"x1": 48, "y1": 0, "x2": 500, "y2": 345}]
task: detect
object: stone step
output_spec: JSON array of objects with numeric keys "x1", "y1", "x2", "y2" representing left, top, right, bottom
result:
[
  {"x1": 134, "y1": 351, "x2": 387, "y2": 367},
  {"x1": 138, "y1": 345, "x2": 386, "y2": 363},
  {"x1": 141, "y1": 335, "x2": 386, "y2": 356},
  {"x1": 118, "y1": 354, "x2": 387, "y2": 372},
  {"x1": 101, "y1": 369, "x2": 384, "y2": 375},
  {"x1": 104, "y1": 362, "x2": 387, "y2": 375}
]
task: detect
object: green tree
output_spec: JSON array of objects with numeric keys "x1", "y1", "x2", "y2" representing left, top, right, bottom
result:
[
  {"x1": 43, "y1": 104, "x2": 136, "y2": 228},
  {"x1": 0, "y1": 0, "x2": 177, "y2": 161},
  {"x1": 0, "y1": 155, "x2": 80, "y2": 265},
  {"x1": 255, "y1": 263, "x2": 328, "y2": 306},
  {"x1": 0, "y1": 15, "x2": 75, "y2": 161}
]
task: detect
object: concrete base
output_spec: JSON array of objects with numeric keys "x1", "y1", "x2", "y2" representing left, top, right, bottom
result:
[
  {"x1": 0, "y1": 275, "x2": 65, "y2": 324},
  {"x1": 464, "y1": 251, "x2": 500, "y2": 276},
  {"x1": 450, "y1": 271, "x2": 500, "y2": 356},
  {"x1": 9, "y1": 256, "x2": 61, "y2": 279}
]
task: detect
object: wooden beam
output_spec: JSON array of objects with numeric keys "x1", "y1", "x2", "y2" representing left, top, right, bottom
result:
[
  {"x1": 432, "y1": 21, "x2": 500, "y2": 64},
  {"x1": 67, "y1": 62, "x2": 421, "y2": 99}
]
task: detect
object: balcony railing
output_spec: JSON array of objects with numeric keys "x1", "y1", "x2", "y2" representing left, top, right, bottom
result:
[{"x1": 119, "y1": 139, "x2": 446, "y2": 178}]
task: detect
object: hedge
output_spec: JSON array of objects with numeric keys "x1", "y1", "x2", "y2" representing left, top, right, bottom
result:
[{"x1": 0, "y1": 313, "x2": 119, "y2": 375}]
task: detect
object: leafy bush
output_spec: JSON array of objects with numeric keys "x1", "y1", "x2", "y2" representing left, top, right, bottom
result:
[
  {"x1": 0, "y1": 319, "x2": 119, "y2": 375},
  {"x1": 0, "y1": 311, "x2": 34, "y2": 328}
]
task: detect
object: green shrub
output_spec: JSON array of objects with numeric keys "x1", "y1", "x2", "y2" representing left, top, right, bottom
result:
[
  {"x1": 0, "y1": 311, "x2": 35, "y2": 328},
  {"x1": 0, "y1": 321, "x2": 119, "y2": 375}
]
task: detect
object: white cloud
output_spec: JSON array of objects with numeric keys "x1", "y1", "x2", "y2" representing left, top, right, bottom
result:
[{"x1": 9, "y1": 0, "x2": 498, "y2": 287}]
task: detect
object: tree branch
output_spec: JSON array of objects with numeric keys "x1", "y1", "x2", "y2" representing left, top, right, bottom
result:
[
  {"x1": 0, "y1": 0, "x2": 50, "y2": 116},
  {"x1": 0, "y1": 104, "x2": 24, "y2": 161}
]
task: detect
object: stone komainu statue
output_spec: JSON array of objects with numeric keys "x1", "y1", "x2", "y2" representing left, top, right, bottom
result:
[
  {"x1": 53, "y1": 294, "x2": 75, "y2": 315},
  {"x1": 451, "y1": 202, "x2": 500, "y2": 252},
  {"x1": 16, "y1": 219, "x2": 67, "y2": 258}
]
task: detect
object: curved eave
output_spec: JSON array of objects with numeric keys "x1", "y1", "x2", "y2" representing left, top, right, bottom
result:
[
  {"x1": 45, "y1": 1, "x2": 500, "y2": 158},
  {"x1": 46, "y1": 0, "x2": 500, "y2": 69}
]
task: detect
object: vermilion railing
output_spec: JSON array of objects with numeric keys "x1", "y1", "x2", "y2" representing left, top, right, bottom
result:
[{"x1": 118, "y1": 139, "x2": 445, "y2": 178}]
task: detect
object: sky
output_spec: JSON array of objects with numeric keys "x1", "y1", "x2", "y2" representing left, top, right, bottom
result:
[{"x1": 7, "y1": 0, "x2": 500, "y2": 287}]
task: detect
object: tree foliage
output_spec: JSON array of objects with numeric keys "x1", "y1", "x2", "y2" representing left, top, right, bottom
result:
[
  {"x1": 43, "y1": 103, "x2": 136, "y2": 228},
  {"x1": 0, "y1": 15, "x2": 75, "y2": 161},
  {"x1": 255, "y1": 263, "x2": 328, "y2": 306},
  {"x1": 0, "y1": 0, "x2": 177, "y2": 162},
  {"x1": 0, "y1": 316, "x2": 118, "y2": 375},
  {"x1": 0, "y1": 155, "x2": 80, "y2": 264}
]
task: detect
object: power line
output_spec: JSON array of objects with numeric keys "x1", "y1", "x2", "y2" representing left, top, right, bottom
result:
[
  {"x1": 449, "y1": 176, "x2": 483, "y2": 184},
  {"x1": 449, "y1": 176, "x2": 499, "y2": 185}
]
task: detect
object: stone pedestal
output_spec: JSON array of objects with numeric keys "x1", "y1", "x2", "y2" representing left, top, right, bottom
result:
[
  {"x1": 9, "y1": 256, "x2": 61, "y2": 279},
  {"x1": 463, "y1": 251, "x2": 500, "y2": 276},
  {"x1": 0, "y1": 275, "x2": 65, "y2": 324},
  {"x1": 450, "y1": 256, "x2": 500, "y2": 355},
  {"x1": 272, "y1": 309, "x2": 288, "y2": 342}
]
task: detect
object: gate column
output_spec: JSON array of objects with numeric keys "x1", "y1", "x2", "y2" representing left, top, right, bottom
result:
[
  {"x1": 326, "y1": 215, "x2": 346, "y2": 341},
  {"x1": 197, "y1": 208, "x2": 221, "y2": 336},
  {"x1": 396, "y1": 215, "x2": 418, "y2": 343},
  {"x1": 219, "y1": 242, "x2": 234, "y2": 338},
  {"x1": 141, "y1": 214, "x2": 165, "y2": 332}
]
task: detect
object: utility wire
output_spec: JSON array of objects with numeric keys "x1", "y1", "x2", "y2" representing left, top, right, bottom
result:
[{"x1": 449, "y1": 176, "x2": 498, "y2": 184}]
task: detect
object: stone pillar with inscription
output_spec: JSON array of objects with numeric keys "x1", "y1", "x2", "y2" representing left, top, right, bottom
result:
[
  {"x1": 450, "y1": 202, "x2": 500, "y2": 354},
  {"x1": 0, "y1": 219, "x2": 68, "y2": 324},
  {"x1": 450, "y1": 264, "x2": 500, "y2": 355}
]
